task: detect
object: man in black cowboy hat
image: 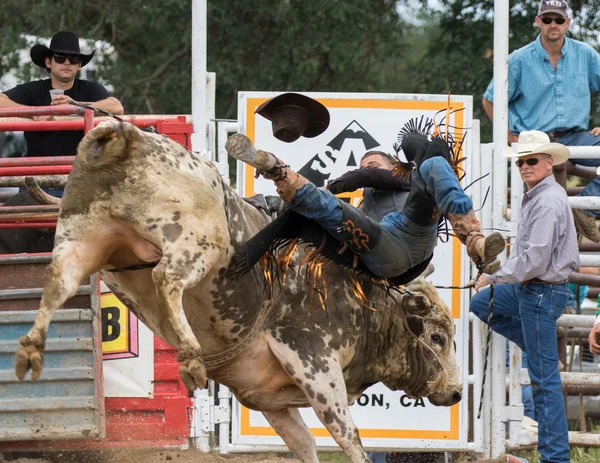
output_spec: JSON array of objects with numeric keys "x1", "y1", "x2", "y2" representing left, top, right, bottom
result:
[
  {"x1": 0, "y1": 31, "x2": 124, "y2": 254},
  {"x1": 0, "y1": 30, "x2": 123, "y2": 158}
]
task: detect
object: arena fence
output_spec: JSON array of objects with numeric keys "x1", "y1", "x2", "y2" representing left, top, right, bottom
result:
[
  {"x1": 1, "y1": 107, "x2": 598, "y2": 457},
  {"x1": 0, "y1": 107, "x2": 195, "y2": 450}
]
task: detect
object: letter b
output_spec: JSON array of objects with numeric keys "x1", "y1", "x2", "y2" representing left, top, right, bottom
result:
[{"x1": 102, "y1": 306, "x2": 121, "y2": 342}]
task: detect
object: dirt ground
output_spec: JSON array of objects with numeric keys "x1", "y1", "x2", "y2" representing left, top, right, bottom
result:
[
  {"x1": 0, "y1": 449, "x2": 506, "y2": 463},
  {"x1": 1, "y1": 449, "x2": 300, "y2": 463}
]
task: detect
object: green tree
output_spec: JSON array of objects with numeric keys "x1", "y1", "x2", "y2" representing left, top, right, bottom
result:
[
  {"x1": 2, "y1": 0, "x2": 599, "y2": 133},
  {"x1": 0, "y1": 0, "x2": 193, "y2": 114},
  {"x1": 417, "y1": 0, "x2": 600, "y2": 141},
  {"x1": 207, "y1": 0, "x2": 419, "y2": 118},
  {"x1": 1, "y1": 0, "x2": 425, "y2": 119}
]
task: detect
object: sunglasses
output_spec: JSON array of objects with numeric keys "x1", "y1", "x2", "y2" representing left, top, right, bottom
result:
[
  {"x1": 53, "y1": 53, "x2": 82, "y2": 65},
  {"x1": 540, "y1": 17, "x2": 567, "y2": 25},
  {"x1": 515, "y1": 157, "x2": 549, "y2": 168}
]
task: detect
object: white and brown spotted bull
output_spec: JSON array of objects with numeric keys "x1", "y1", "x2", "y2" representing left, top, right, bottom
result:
[{"x1": 14, "y1": 121, "x2": 461, "y2": 463}]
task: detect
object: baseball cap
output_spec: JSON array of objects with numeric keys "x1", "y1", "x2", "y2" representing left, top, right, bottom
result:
[{"x1": 538, "y1": 0, "x2": 569, "y2": 17}]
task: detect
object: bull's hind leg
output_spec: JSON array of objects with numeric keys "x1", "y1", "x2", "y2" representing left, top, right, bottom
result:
[
  {"x1": 262, "y1": 408, "x2": 319, "y2": 463},
  {"x1": 152, "y1": 226, "x2": 225, "y2": 391},
  {"x1": 266, "y1": 338, "x2": 370, "y2": 463},
  {"x1": 15, "y1": 244, "x2": 100, "y2": 380}
]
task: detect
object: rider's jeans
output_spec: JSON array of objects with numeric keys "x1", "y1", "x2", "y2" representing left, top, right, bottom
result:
[{"x1": 289, "y1": 157, "x2": 473, "y2": 277}]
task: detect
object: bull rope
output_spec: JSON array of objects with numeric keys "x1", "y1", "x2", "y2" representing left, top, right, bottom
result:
[
  {"x1": 67, "y1": 99, "x2": 125, "y2": 122},
  {"x1": 477, "y1": 283, "x2": 494, "y2": 420},
  {"x1": 203, "y1": 299, "x2": 274, "y2": 368},
  {"x1": 67, "y1": 100, "x2": 158, "y2": 133},
  {"x1": 199, "y1": 185, "x2": 277, "y2": 369},
  {"x1": 105, "y1": 262, "x2": 157, "y2": 272}
]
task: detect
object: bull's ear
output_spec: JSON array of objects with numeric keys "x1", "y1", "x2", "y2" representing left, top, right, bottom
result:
[{"x1": 406, "y1": 314, "x2": 424, "y2": 336}]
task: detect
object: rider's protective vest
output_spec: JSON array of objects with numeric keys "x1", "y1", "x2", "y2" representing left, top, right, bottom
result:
[{"x1": 360, "y1": 188, "x2": 408, "y2": 222}]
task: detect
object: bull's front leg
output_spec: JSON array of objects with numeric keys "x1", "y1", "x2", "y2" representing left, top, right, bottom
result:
[
  {"x1": 15, "y1": 244, "x2": 98, "y2": 381},
  {"x1": 262, "y1": 408, "x2": 319, "y2": 463},
  {"x1": 267, "y1": 338, "x2": 371, "y2": 463},
  {"x1": 152, "y1": 225, "x2": 224, "y2": 391}
]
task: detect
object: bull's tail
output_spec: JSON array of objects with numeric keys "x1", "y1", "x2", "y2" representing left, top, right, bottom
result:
[{"x1": 77, "y1": 121, "x2": 138, "y2": 169}]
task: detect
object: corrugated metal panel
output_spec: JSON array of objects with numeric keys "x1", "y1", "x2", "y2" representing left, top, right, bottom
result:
[
  {"x1": 0, "y1": 119, "x2": 194, "y2": 448},
  {"x1": 0, "y1": 335, "x2": 192, "y2": 450},
  {"x1": 0, "y1": 254, "x2": 104, "y2": 441},
  {"x1": 0, "y1": 308, "x2": 102, "y2": 440}
]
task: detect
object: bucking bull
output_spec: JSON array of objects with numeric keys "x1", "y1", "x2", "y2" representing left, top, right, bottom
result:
[{"x1": 14, "y1": 121, "x2": 461, "y2": 463}]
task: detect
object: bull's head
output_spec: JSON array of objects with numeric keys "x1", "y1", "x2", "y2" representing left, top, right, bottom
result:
[{"x1": 384, "y1": 280, "x2": 462, "y2": 407}]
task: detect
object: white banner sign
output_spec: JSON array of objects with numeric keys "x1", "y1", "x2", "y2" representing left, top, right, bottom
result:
[
  {"x1": 100, "y1": 282, "x2": 154, "y2": 398},
  {"x1": 230, "y1": 92, "x2": 474, "y2": 450}
]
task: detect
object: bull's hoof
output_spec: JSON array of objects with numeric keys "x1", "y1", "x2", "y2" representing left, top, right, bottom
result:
[
  {"x1": 179, "y1": 358, "x2": 208, "y2": 391},
  {"x1": 15, "y1": 345, "x2": 44, "y2": 381}
]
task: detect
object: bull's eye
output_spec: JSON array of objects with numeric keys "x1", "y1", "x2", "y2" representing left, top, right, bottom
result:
[{"x1": 431, "y1": 334, "x2": 444, "y2": 346}]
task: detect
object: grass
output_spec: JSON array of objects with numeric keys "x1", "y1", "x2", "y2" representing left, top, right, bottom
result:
[
  {"x1": 313, "y1": 446, "x2": 600, "y2": 462},
  {"x1": 316, "y1": 454, "x2": 351, "y2": 462},
  {"x1": 513, "y1": 446, "x2": 600, "y2": 463}
]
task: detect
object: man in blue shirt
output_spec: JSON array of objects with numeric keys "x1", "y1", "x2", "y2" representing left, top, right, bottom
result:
[{"x1": 482, "y1": 0, "x2": 600, "y2": 242}]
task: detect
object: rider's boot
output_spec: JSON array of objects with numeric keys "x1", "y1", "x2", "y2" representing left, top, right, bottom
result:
[
  {"x1": 225, "y1": 133, "x2": 308, "y2": 203},
  {"x1": 446, "y1": 210, "x2": 505, "y2": 274}
]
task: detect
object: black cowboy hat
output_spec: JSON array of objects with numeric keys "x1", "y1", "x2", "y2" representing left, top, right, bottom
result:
[
  {"x1": 30, "y1": 31, "x2": 95, "y2": 69},
  {"x1": 255, "y1": 93, "x2": 330, "y2": 143}
]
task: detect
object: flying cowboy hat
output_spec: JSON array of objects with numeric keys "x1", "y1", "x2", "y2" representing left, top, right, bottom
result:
[
  {"x1": 503, "y1": 130, "x2": 570, "y2": 165},
  {"x1": 30, "y1": 31, "x2": 95, "y2": 69},
  {"x1": 255, "y1": 93, "x2": 330, "y2": 143}
]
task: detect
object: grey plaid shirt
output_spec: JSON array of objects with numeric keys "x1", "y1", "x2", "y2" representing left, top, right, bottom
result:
[{"x1": 487, "y1": 175, "x2": 579, "y2": 285}]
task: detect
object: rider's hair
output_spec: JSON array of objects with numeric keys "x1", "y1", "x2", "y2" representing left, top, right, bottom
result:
[{"x1": 360, "y1": 150, "x2": 395, "y2": 164}]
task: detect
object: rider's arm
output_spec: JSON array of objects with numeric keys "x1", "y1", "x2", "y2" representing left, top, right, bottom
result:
[{"x1": 327, "y1": 167, "x2": 409, "y2": 194}]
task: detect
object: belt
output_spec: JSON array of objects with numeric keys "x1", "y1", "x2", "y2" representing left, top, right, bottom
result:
[
  {"x1": 548, "y1": 129, "x2": 575, "y2": 141},
  {"x1": 522, "y1": 278, "x2": 566, "y2": 285}
]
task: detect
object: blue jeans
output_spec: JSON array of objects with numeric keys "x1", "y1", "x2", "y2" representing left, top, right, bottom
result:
[
  {"x1": 18, "y1": 187, "x2": 64, "y2": 198},
  {"x1": 367, "y1": 452, "x2": 387, "y2": 463},
  {"x1": 567, "y1": 283, "x2": 588, "y2": 314},
  {"x1": 290, "y1": 157, "x2": 472, "y2": 277},
  {"x1": 557, "y1": 130, "x2": 600, "y2": 217},
  {"x1": 471, "y1": 283, "x2": 571, "y2": 463}
]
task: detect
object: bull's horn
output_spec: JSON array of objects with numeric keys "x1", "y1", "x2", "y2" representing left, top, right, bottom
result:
[
  {"x1": 421, "y1": 263, "x2": 435, "y2": 279},
  {"x1": 401, "y1": 292, "x2": 432, "y2": 316},
  {"x1": 25, "y1": 177, "x2": 61, "y2": 205}
]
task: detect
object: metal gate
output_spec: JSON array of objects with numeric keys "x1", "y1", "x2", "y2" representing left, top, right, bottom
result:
[{"x1": 0, "y1": 254, "x2": 104, "y2": 441}]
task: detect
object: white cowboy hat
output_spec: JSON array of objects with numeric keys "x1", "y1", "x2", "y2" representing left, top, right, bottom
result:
[{"x1": 503, "y1": 130, "x2": 570, "y2": 165}]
